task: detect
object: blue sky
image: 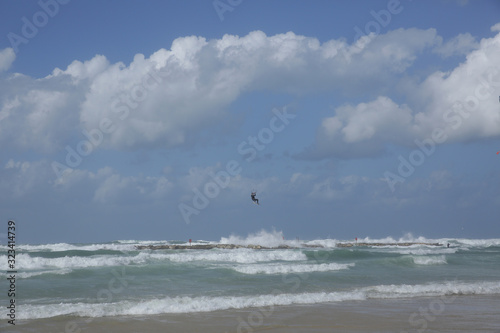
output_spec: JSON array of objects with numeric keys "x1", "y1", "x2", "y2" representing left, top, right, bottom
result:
[{"x1": 1, "y1": 0, "x2": 500, "y2": 244}]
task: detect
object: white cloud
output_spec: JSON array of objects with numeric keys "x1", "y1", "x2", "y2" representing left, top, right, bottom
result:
[
  {"x1": 412, "y1": 31, "x2": 500, "y2": 142},
  {"x1": 0, "y1": 28, "x2": 442, "y2": 154},
  {"x1": 300, "y1": 96, "x2": 415, "y2": 159},
  {"x1": 2, "y1": 27, "x2": 497, "y2": 160},
  {"x1": 339, "y1": 97, "x2": 414, "y2": 143},
  {"x1": 300, "y1": 28, "x2": 500, "y2": 160},
  {"x1": 78, "y1": 39, "x2": 235, "y2": 150},
  {"x1": 50, "y1": 55, "x2": 111, "y2": 83},
  {"x1": 0, "y1": 48, "x2": 15, "y2": 72},
  {"x1": 76, "y1": 28, "x2": 438, "y2": 150},
  {"x1": 356, "y1": 28, "x2": 439, "y2": 73},
  {"x1": 434, "y1": 33, "x2": 479, "y2": 58},
  {"x1": 0, "y1": 73, "x2": 83, "y2": 153}
]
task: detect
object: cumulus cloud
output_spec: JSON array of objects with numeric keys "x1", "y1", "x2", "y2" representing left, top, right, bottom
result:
[
  {"x1": 0, "y1": 28, "x2": 441, "y2": 154},
  {"x1": 50, "y1": 55, "x2": 111, "y2": 83},
  {"x1": 412, "y1": 29, "x2": 500, "y2": 142},
  {"x1": 0, "y1": 73, "x2": 83, "y2": 153},
  {"x1": 434, "y1": 33, "x2": 479, "y2": 58},
  {"x1": 2, "y1": 27, "x2": 498, "y2": 159},
  {"x1": 78, "y1": 29, "x2": 434, "y2": 151},
  {"x1": 299, "y1": 96, "x2": 415, "y2": 159},
  {"x1": 349, "y1": 28, "x2": 439, "y2": 73},
  {"x1": 300, "y1": 27, "x2": 500, "y2": 160}
]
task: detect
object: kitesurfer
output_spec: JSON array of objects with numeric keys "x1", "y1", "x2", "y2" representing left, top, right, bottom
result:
[{"x1": 251, "y1": 191, "x2": 259, "y2": 205}]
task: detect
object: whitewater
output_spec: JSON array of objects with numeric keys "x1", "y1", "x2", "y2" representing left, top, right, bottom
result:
[{"x1": 1, "y1": 230, "x2": 500, "y2": 322}]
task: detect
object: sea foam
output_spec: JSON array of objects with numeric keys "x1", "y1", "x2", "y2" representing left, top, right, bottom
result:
[
  {"x1": 164, "y1": 248, "x2": 307, "y2": 264},
  {"x1": 411, "y1": 255, "x2": 447, "y2": 265},
  {"x1": 16, "y1": 280, "x2": 500, "y2": 320},
  {"x1": 232, "y1": 262, "x2": 355, "y2": 274}
]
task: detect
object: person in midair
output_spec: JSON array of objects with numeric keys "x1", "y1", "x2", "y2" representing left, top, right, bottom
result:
[{"x1": 251, "y1": 191, "x2": 259, "y2": 205}]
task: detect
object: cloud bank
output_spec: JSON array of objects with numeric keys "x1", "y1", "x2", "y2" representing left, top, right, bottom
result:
[{"x1": 0, "y1": 26, "x2": 499, "y2": 162}]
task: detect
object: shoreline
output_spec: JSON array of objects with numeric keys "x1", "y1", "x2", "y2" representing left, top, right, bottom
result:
[
  {"x1": 8, "y1": 294, "x2": 500, "y2": 333},
  {"x1": 135, "y1": 242, "x2": 443, "y2": 250}
]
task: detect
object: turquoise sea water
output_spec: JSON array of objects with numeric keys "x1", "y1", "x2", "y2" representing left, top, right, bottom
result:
[{"x1": 1, "y1": 231, "x2": 500, "y2": 321}]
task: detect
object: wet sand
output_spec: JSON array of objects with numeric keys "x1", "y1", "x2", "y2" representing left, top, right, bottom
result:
[{"x1": 7, "y1": 295, "x2": 500, "y2": 333}]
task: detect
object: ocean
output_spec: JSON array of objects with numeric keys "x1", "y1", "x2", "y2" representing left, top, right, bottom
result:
[{"x1": 2, "y1": 230, "x2": 500, "y2": 332}]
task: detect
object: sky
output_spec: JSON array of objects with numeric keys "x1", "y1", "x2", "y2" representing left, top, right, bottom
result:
[{"x1": 1, "y1": 0, "x2": 500, "y2": 244}]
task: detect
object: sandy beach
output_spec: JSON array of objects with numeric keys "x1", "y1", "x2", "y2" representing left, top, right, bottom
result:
[{"x1": 8, "y1": 295, "x2": 500, "y2": 333}]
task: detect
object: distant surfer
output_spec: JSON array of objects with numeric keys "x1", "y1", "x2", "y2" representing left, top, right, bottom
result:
[{"x1": 251, "y1": 191, "x2": 259, "y2": 205}]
